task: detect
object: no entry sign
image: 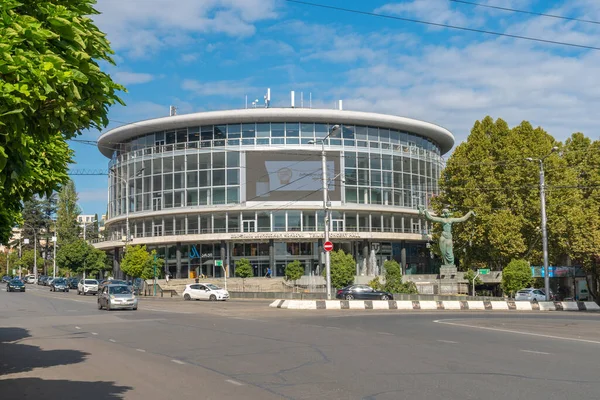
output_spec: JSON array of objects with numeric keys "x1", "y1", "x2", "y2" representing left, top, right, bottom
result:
[{"x1": 323, "y1": 241, "x2": 334, "y2": 252}]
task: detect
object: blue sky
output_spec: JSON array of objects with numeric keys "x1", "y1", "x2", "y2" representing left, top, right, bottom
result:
[{"x1": 71, "y1": 0, "x2": 600, "y2": 216}]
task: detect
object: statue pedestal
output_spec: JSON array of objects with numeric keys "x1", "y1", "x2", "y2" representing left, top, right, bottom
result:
[{"x1": 439, "y1": 265, "x2": 458, "y2": 277}]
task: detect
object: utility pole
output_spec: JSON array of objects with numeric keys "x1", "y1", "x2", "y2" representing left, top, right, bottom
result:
[{"x1": 52, "y1": 231, "x2": 57, "y2": 278}]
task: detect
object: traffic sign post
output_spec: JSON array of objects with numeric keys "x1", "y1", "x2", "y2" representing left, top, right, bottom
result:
[
  {"x1": 323, "y1": 241, "x2": 334, "y2": 252},
  {"x1": 478, "y1": 268, "x2": 490, "y2": 275}
]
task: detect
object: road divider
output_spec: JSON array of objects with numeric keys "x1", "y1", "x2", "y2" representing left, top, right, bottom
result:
[{"x1": 270, "y1": 299, "x2": 600, "y2": 311}]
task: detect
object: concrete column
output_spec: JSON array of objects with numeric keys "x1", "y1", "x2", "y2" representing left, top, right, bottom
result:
[
  {"x1": 269, "y1": 240, "x2": 275, "y2": 277},
  {"x1": 363, "y1": 241, "x2": 370, "y2": 275},
  {"x1": 113, "y1": 247, "x2": 121, "y2": 279},
  {"x1": 401, "y1": 246, "x2": 407, "y2": 275},
  {"x1": 220, "y1": 241, "x2": 226, "y2": 278},
  {"x1": 175, "y1": 242, "x2": 182, "y2": 279}
]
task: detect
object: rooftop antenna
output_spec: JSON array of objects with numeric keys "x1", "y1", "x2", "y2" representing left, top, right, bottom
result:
[
  {"x1": 245, "y1": 95, "x2": 248, "y2": 109},
  {"x1": 169, "y1": 105, "x2": 177, "y2": 116},
  {"x1": 300, "y1": 92, "x2": 304, "y2": 108},
  {"x1": 251, "y1": 98, "x2": 259, "y2": 108},
  {"x1": 291, "y1": 90, "x2": 295, "y2": 108},
  {"x1": 309, "y1": 92, "x2": 312, "y2": 108}
]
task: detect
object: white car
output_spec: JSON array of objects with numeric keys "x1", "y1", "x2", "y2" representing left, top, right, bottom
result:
[
  {"x1": 24, "y1": 275, "x2": 36, "y2": 284},
  {"x1": 77, "y1": 279, "x2": 99, "y2": 295},
  {"x1": 515, "y1": 288, "x2": 546, "y2": 302},
  {"x1": 182, "y1": 283, "x2": 229, "y2": 301}
]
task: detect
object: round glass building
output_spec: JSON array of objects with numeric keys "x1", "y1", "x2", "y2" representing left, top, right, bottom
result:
[{"x1": 95, "y1": 108, "x2": 454, "y2": 279}]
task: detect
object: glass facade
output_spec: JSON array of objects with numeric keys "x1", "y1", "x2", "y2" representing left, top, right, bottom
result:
[{"x1": 100, "y1": 115, "x2": 449, "y2": 278}]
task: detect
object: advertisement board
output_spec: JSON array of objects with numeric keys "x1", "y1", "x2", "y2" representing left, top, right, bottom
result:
[{"x1": 246, "y1": 151, "x2": 341, "y2": 202}]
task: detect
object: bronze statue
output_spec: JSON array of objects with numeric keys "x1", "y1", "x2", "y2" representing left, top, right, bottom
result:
[{"x1": 418, "y1": 206, "x2": 475, "y2": 266}]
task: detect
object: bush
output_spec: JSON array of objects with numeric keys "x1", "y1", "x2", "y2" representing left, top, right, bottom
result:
[
  {"x1": 285, "y1": 260, "x2": 304, "y2": 282},
  {"x1": 501, "y1": 259, "x2": 532, "y2": 297},
  {"x1": 367, "y1": 260, "x2": 419, "y2": 294},
  {"x1": 323, "y1": 250, "x2": 355, "y2": 289},
  {"x1": 234, "y1": 258, "x2": 253, "y2": 291}
]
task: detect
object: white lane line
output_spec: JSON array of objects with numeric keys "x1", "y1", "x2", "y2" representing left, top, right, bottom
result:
[
  {"x1": 75, "y1": 326, "x2": 81, "y2": 330},
  {"x1": 109, "y1": 339, "x2": 116, "y2": 343},
  {"x1": 437, "y1": 340, "x2": 458, "y2": 344},
  {"x1": 136, "y1": 349, "x2": 146, "y2": 353},
  {"x1": 434, "y1": 319, "x2": 600, "y2": 345},
  {"x1": 377, "y1": 331, "x2": 394, "y2": 336},
  {"x1": 521, "y1": 349, "x2": 551, "y2": 355},
  {"x1": 326, "y1": 326, "x2": 341, "y2": 330},
  {"x1": 171, "y1": 359, "x2": 186, "y2": 365},
  {"x1": 91, "y1": 332, "x2": 98, "y2": 335},
  {"x1": 225, "y1": 379, "x2": 244, "y2": 386}
]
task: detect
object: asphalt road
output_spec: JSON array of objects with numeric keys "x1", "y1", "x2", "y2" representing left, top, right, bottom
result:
[{"x1": 1, "y1": 284, "x2": 600, "y2": 399}]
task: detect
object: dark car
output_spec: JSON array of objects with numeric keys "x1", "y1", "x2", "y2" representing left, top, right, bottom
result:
[
  {"x1": 7, "y1": 279, "x2": 26, "y2": 292},
  {"x1": 50, "y1": 278, "x2": 69, "y2": 292},
  {"x1": 2, "y1": 275, "x2": 12, "y2": 283},
  {"x1": 67, "y1": 277, "x2": 79, "y2": 289},
  {"x1": 336, "y1": 284, "x2": 394, "y2": 300},
  {"x1": 37, "y1": 275, "x2": 47, "y2": 285}
]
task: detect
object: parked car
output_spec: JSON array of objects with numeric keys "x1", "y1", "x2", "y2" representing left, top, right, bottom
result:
[
  {"x1": 78, "y1": 279, "x2": 99, "y2": 296},
  {"x1": 2, "y1": 275, "x2": 12, "y2": 283},
  {"x1": 50, "y1": 278, "x2": 69, "y2": 292},
  {"x1": 97, "y1": 284, "x2": 138, "y2": 311},
  {"x1": 515, "y1": 288, "x2": 546, "y2": 302},
  {"x1": 24, "y1": 275, "x2": 36, "y2": 284},
  {"x1": 182, "y1": 283, "x2": 230, "y2": 301},
  {"x1": 336, "y1": 284, "x2": 394, "y2": 300},
  {"x1": 7, "y1": 279, "x2": 26, "y2": 292},
  {"x1": 67, "y1": 277, "x2": 79, "y2": 289},
  {"x1": 37, "y1": 275, "x2": 47, "y2": 285}
]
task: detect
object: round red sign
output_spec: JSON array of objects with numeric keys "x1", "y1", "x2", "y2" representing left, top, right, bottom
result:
[{"x1": 323, "y1": 241, "x2": 334, "y2": 252}]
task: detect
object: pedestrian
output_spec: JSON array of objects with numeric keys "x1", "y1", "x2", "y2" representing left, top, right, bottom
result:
[
  {"x1": 165, "y1": 272, "x2": 169, "y2": 284},
  {"x1": 265, "y1": 267, "x2": 272, "y2": 278}
]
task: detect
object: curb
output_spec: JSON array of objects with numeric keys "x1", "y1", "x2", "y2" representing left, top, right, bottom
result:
[{"x1": 269, "y1": 299, "x2": 600, "y2": 311}]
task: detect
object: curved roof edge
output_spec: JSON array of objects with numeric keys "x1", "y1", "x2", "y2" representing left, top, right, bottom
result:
[{"x1": 97, "y1": 108, "x2": 455, "y2": 158}]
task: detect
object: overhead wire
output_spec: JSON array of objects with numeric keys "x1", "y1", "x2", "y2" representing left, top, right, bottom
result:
[
  {"x1": 448, "y1": 0, "x2": 600, "y2": 25},
  {"x1": 282, "y1": 0, "x2": 600, "y2": 51}
]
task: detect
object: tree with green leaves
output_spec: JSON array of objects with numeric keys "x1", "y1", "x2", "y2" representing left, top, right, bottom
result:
[
  {"x1": 56, "y1": 180, "x2": 80, "y2": 243},
  {"x1": 234, "y1": 258, "x2": 253, "y2": 291},
  {"x1": 369, "y1": 260, "x2": 418, "y2": 294},
  {"x1": 0, "y1": 0, "x2": 124, "y2": 244},
  {"x1": 55, "y1": 238, "x2": 107, "y2": 277},
  {"x1": 0, "y1": 251, "x2": 20, "y2": 276},
  {"x1": 285, "y1": 260, "x2": 304, "y2": 291},
  {"x1": 501, "y1": 259, "x2": 532, "y2": 297},
  {"x1": 17, "y1": 248, "x2": 42, "y2": 275},
  {"x1": 324, "y1": 250, "x2": 355, "y2": 289},
  {"x1": 120, "y1": 245, "x2": 151, "y2": 279}
]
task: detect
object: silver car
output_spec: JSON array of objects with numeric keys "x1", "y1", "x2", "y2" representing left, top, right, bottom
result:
[
  {"x1": 97, "y1": 284, "x2": 138, "y2": 311},
  {"x1": 515, "y1": 288, "x2": 546, "y2": 302}
]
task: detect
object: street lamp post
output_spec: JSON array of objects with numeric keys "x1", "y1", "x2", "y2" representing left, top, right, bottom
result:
[
  {"x1": 526, "y1": 146, "x2": 558, "y2": 301},
  {"x1": 22, "y1": 224, "x2": 38, "y2": 281},
  {"x1": 309, "y1": 124, "x2": 340, "y2": 300}
]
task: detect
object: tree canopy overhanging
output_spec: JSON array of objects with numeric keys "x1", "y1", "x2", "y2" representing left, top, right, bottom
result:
[{"x1": 0, "y1": 0, "x2": 124, "y2": 243}]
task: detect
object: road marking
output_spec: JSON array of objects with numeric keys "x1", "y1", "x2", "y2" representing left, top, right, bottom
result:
[
  {"x1": 437, "y1": 340, "x2": 458, "y2": 344},
  {"x1": 91, "y1": 332, "x2": 98, "y2": 335},
  {"x1": 225, "y1": 379, "x2": 244, "y2": 386},
  {"x1": 171, "y1": 359, "x2": 186, "y2": 365},
  {"x1": 377, "y1": 331, "x2": 394, "y2": 336},
  {"x1": 326, "y1": 326, "x2": 341, "y2": 330},
  {"x1": 109, "y1": 339, "x2": 116, "y2": 343},
  {"x1": 520, "y1": 349, "x2": 551, "y2": 355},
  {"x1": 142, "y1": 307, "x2": 192, "y2": 314},
  {"x1": 75, "y1": 326, "x2": 81, "y2": 330},
  {"x1": 136, "y1": 349, "x2": 146, "y2": 352},
  {"x1": 434, "y1": 319, "x2": 600, "y2": 345}
]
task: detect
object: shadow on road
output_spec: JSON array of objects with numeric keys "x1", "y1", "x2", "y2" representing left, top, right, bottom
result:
[{"x1": 0, "y1": 327, "x2": 132, "y2": 399}]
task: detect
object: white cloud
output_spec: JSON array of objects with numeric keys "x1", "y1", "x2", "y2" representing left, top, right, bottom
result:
[
  {"x1": 181, "y1": 79, "x2": 259, "y2": 98},
  {"x1": 112, "y1": 71, "x2": 156, "y2": 85},
  {"x1": 93, "y1": 0, "x2": 278, "y2": 58},
  {"x1": 375, "y1": 0, "x2": 475, "y2": 27}
]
